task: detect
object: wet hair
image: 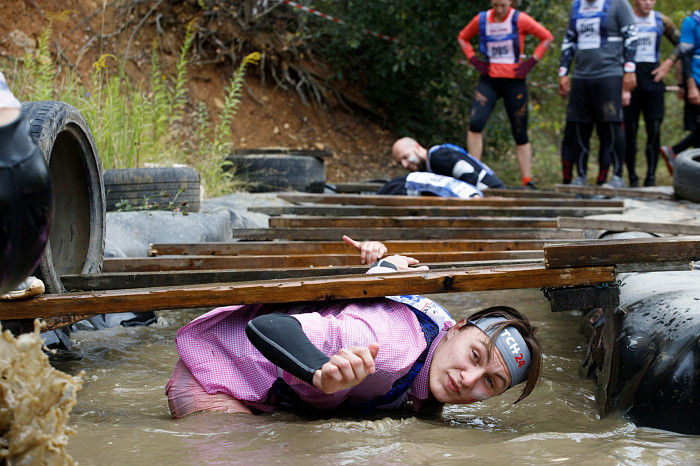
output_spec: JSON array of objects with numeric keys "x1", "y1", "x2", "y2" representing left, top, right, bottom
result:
[{"x1": 465, "y1": 306, "x2": 542, "y2": 403}]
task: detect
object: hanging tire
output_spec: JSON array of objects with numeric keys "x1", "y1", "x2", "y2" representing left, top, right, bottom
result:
[
  {"x1": 21, "y1": 101, "x2": 106, "y2": 293},
  {"x1": 226, "y1": 150, "x2": 327, "y2": 193},
  {"x1": 673, "y1": 149, "x2": 700, "y2": 203},
  {"x1": 103, "y1": 167, "x2": 201, "y2": 212}
]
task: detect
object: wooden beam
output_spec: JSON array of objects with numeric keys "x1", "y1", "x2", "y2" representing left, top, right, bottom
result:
[
  {"x1": 149, "y1": 239, "x2": 573, "y2": 256},
  {"x1": 62, "y1": 259, "x2": 542, "y2": 291},
  {"x1": 484, "y1": 188, "x2": 575, "y2": 199},
  {"x1": 0, "y1": 264, "x2": 616, "y2": 319},
  {"x1": 0, "y1": 315, "x2": 95, "y2": 335},
  {"x1": 557, "y1": 217, "x2": 700, "y2": 235},
  {"x1": 277, "y1": 193, "x2": 622, "y2": 208},
  {"x1": 332, "y1": 182, "x2": 384, "y2": 193},
  {"x1": 544, "y1": 236, "x2": 700, "y2": 268},
  {"x1": 553, "y1": 184, "x2": 675, "y2": 200},
  {"x1": 250, "y1": 205, "x2": 623, "y2": 218},
  {"x1": 614, "y1": 261, "x2": 697, "y2": 273},
  {"x1": 331, "y1": 183, "x2": 576, "y2": 198},
  {"x1": 232, "y1": 227, "x2": 585, "y2": 241},
  {"x1": 269, "y1": 216, "x2": 558, "y2": 229},
  {"x1": 104, "y1": 250, "x2": 545, "y2": 272}
]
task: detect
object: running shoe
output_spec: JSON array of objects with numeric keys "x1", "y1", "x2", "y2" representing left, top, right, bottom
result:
[
  {"x1": 644, "y1": 176, "x2": 656, "y2": 187},
  {"x1": 571, "y1": 175, "x2": 588, "y2": 186},
  {"x1": 603, "y1": 175, "x2": 626, "y2": 188},
  {"x1": 659, "y1": 146, "x2": 676, "y2": 175},
  {"x1": 525, "y1": 181, "x2": 537, "y2": 190}
]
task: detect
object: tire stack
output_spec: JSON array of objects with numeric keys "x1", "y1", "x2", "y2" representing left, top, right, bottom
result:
[
  {"x1": 673, "y1": 149, "x2": 700, "y2": 203},
  {"x1": 103, "y1": 167, "x2": 201, "y2": 213},
  {"x1": 226, "y1": 148, "x2": 329, "y2": 193}
]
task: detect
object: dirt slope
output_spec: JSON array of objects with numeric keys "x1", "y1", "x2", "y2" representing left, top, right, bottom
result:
[{"x1": 0, "y1": 0, "x2": 404, "y2": 184}]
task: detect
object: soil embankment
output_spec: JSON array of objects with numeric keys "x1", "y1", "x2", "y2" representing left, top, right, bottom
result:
[{"x1": 0, "y1": 0, "x2": 404, "y2": 183}]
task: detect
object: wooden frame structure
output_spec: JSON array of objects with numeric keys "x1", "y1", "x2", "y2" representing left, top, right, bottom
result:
[{"x1": 2, "y1": 187, "x2": 698, "y2": 333}]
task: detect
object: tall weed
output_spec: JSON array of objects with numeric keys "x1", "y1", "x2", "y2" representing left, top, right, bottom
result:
[
  {"x1": 4, "y1": 18, "x2": 259, "y2": 197},
  {"x1": 193, "y1": 52, "x2": 261, "y2": 198}
]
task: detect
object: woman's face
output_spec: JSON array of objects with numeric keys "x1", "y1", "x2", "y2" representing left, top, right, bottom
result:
[
  {"x1": 491, "y1": 0, "x2": 513, "y2": 20},
  {"x1": 428, "y1": 321, "x2": 512, "y2": 404}
]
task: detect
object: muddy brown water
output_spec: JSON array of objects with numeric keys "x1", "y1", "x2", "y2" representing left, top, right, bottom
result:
[{"x1": 51, "y1": 289, "x2": 698, "y2": 464}]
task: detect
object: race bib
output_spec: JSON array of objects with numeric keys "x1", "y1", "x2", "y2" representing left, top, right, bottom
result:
[
  {"x1": 635, "y1": 31, "x2": 657, "y2": 62},
  {"x1": 387, "y1": 295, "x2": 456, "y2": 331},
  {"x1": 577, "y1": 17, "x2": 602, "y2": 50},
  {"x1": 484, "y1": 12, "x2": 517, "y2": 64}
]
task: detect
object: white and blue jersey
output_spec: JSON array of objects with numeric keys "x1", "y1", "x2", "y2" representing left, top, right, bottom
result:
[{"x1": 681, "y1": 11, "x2": 700, "y2": 85}]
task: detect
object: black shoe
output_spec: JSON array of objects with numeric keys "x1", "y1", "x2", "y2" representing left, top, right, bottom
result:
[
  {"x1": 644, "y1": 177, "x2": 656, "y2": 187},
  {"x1": 525, "y1": 181, "x2": 537, "y2": 190},
  {"x1": 629, "y1": 175, "x2": 639, "y2": 187}
]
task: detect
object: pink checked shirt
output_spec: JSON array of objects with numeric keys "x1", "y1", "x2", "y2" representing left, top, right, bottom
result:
[{"x1": 176, "y1": 298, "x2": 451, "y2": 412}]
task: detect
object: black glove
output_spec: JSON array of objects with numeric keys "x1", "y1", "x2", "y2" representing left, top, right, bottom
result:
[
  {"x1": 469, "y1": 56, "x2": 490, "y2": 76},
  {"x1": 515, "y1": 56, "x2": 538, "y2": 79}
]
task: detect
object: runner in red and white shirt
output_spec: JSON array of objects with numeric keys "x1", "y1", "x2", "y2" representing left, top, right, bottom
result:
[{"x1": 458, "y1": 0, "x2": 553, "y2": 188}]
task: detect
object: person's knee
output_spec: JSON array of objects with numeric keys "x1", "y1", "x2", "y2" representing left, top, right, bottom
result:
[
  {"x1": 513, "y1": 132, "x2": 529, "y2": 145},
  {"x1": 469, "y1": 118, "x2": 487, "y2": 133},
  {"x1": 562, "y1": 123, "x2": 578, "y2": 146},
  {"x1": 166, "y1": 359, "x2": 252, "y2": 419}
]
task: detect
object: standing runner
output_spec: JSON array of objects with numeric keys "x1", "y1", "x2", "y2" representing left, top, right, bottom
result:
[
  {"x1": 659, "y1": 6, "x2": 700, "y2": 174},
  {"x1": 623, "y1": 0, "x2": 680, "y2": 187},
  {"x1": 458, "y1": 0, "x2": 553, "y2": 189},
  {"x1": 559, "y1": 0, "x2": 638, "y2": 187}
]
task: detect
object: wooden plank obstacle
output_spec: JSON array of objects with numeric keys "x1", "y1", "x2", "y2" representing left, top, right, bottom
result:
[{"x1": 2, "y1": 190, "x2": 698, "y2": 331}]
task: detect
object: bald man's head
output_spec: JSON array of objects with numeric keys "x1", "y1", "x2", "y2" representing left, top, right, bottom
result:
[{"x1": 392, "y1": 137, "x2": 427, "y2": 172}]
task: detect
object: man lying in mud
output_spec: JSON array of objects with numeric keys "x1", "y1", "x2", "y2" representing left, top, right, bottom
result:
[{"x1": 166, "y1": 238, "x2": 541, "y2": 418}]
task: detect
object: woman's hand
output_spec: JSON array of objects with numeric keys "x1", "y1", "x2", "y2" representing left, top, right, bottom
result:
[
  {"x1": 343, "y1": 235, "x2": 388, "y2": 265},
  {"x1": 312, "y1": 343, "x2": 380, "y2": 394}
]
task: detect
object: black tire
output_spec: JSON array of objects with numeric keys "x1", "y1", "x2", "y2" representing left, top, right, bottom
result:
[
  {"x1": 103, "y1": 167, "x2": 201, "y2": 212},
  {"x1": 226, "y1": 152, "x2": 326, "y2": 193},
  {"x1": 673, "y1": 149, "x2": 700, "y2": 203},
  {"x1": 22, "y1": 101, "x2": 106, "y2": 293}
]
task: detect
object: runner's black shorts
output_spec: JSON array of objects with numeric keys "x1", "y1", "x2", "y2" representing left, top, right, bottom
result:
[
  {"x1": 566, "y1": 76, "x2": 623, "y2": 123},
  {"x1": 469, "y1": 75, "x2": 529, "y2": 144},
  {"x1": 623, "y1": 63, "x2": 665, "y2": 122}
]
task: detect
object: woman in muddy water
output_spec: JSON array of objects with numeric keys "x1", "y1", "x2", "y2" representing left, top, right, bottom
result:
[
  {"x1": 165, "y1": 238, "x2": 542, "y2": 418},
  {"x1": 59, "y1": 262, "x2": 698, "y2": 463}
]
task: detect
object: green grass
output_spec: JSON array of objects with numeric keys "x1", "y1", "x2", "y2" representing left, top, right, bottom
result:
[{"x1": 3, "y1": 18, "x2": 258, "y2": 198}]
